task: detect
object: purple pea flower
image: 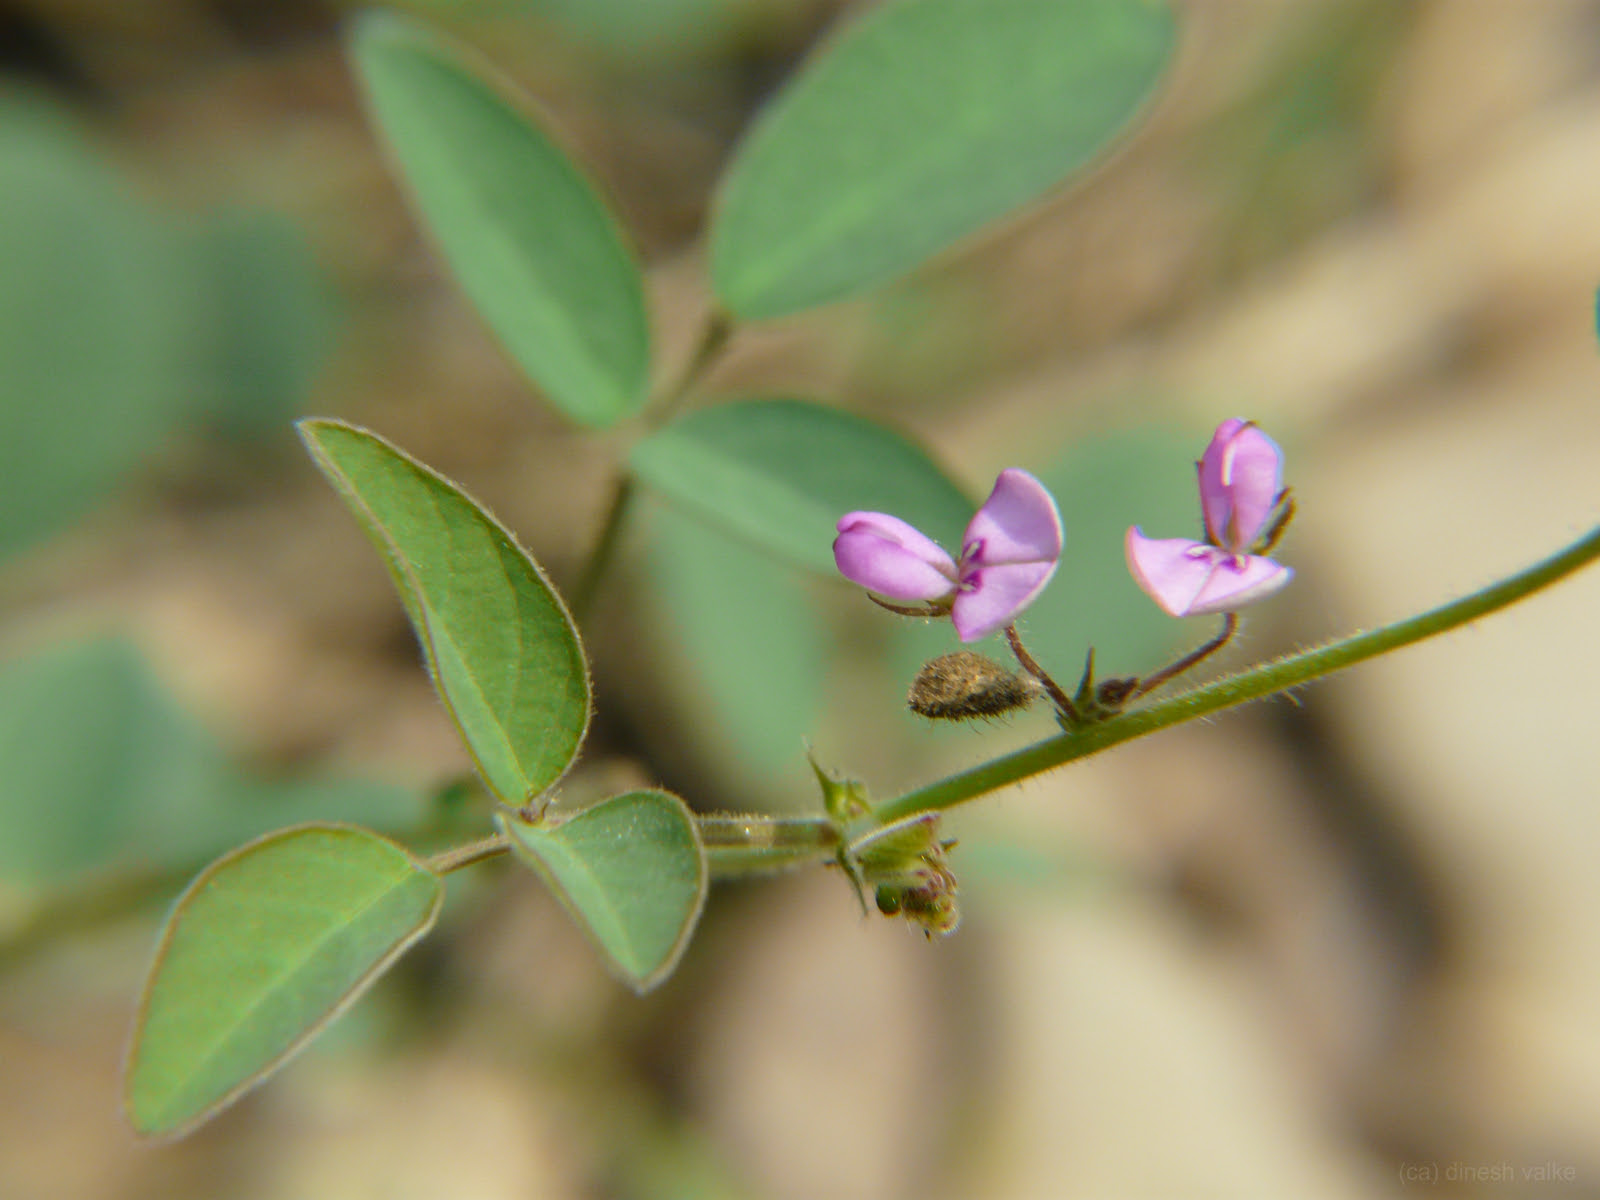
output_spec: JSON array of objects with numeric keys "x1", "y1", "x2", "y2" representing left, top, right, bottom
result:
[
  {"x1": 1125, "y1": 419, "x2": 1293, "y2": 617},
  {"x1": 834, "y1": 468, "x2": 1063, "y2": 643}
]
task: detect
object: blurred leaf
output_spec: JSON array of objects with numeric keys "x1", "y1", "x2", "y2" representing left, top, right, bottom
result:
[
  {"x1": 125, "y1": 824, "x2": 443, "y2": 1139},
  {"x1": 0, "y1": 638, "x2": 418, "y2": 887},
  {"x1": 643, "y1": 502, "x2": 824, "y2": 776},
  {"x1": 522, "y1": 0, "x2": 790, "y2": 60},
  {"x1": 1021, "y1": 427, "x2": 1201, "y2": 680},
  {"x1": 0, "y1": 95, "x2": 197, "y2": 559},
  {"x1": 629, "y1": 398, "x2": 971, "y2": 574},
  {"x1": 350, "y1": 12, "x2": 651, "y2": 428},
  {"x1": 0, "y1": 639, "x2": 224, "y2": 884},
  {"x1": 500, "y1": 789, "x2": 707, "y2": 992},
  {"x1": 0, "y1": 99, "x2": 341, "y2": 558},
  {"x1": 300, "y1": 420, "x2": 590, "y2": 806},
  {"x1": 191, "y1": 208, "x2": 335, "y2": 435},
  {"x1": 709, "y1": 0, "x2": 1177, "y2": 318}
]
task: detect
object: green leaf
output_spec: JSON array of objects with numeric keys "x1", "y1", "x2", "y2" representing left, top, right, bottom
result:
[
  {"x1": 500, "y1": 790, "x2": 707, "y2": 992},
  {"x1": 299, "y1": 420, "x2": 590, "y2": 805},
  {"x1": 125, "y1": 824, "x2": 443, "y2": 1139},
  {"x1": 350, "y1": 12, "x2": 651, "y2": 428},
  {"x1": 709, "y1": 0, "x2": 1177, "y2": 318},
  {"x1": 629, "y1": 398, "x2": 972, "y2": 574}
]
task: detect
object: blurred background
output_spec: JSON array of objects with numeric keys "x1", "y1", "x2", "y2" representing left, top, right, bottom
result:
[{"x1": 4, "y1": 0, "x2": 1600, "y2": 1196}]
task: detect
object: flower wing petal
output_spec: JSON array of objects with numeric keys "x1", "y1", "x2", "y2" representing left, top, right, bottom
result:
[
  {"x1": 962, "y1": 468, "x2": 1063, "y2": 566},
  {"x1": 951, "y1": 560, "x2": 1057, "y2": 642},
  {"x1": 1186, "y1": 555, "x2": 1293, "y2": 615},
  {"x1": 834, "y1": 511, "x2": 958, "y2": 600},
  {"x1": 1125, "y1": 529, "x2": 1220, "y2": 618}
]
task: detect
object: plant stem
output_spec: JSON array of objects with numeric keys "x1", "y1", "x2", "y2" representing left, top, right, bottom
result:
[
  {"x1": 426, "y1": 832, "x2": 510, "y2": 874},
  {"x1": 571, "y1": 476, "x2": 635, "y2": 619},
  {"x1": 871, "y1": 522, "x2": 1600, "y2": 826},
  {"x1": 429, "y1": 810, "x2": 841, "y2": 882},
  {"x1": 649, "y1": 308, "x2": 733, "y2": 429},
  {"x1": 570, "y1": 309, "x2": 734, "y2": 619},
  {"x1": 698, "y1": 814, "x2": 839, "y2": 877}
]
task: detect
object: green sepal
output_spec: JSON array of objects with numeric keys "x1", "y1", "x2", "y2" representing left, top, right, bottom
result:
[{"x1": 809, "y1": 751, "x2": 871, "y2": 824}]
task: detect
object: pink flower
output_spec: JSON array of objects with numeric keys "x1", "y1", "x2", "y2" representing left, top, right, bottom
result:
[
  {"x1": 834, "y1": 468, "x2": 1062, "y2": 643},
  {"x1": 1126, "y1": 419, "x2": 1293, "y2": 617}
]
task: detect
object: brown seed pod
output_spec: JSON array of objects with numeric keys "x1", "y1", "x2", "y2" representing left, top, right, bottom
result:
[{"x1": 907, "y1": 651, "x2": 1035, "y2": 720}]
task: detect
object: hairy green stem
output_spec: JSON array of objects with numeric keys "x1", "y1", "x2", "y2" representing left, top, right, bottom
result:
[
  {"x1": 442, "y1": 813, "x2": 839, "y2": 884},
  {"x1": 21, "y1": 528, "x2": 1593, "y2": 956},
  {"x1": 699, "y1": 814, "x2": 839, "y2": 877},
  {"x1": 873, "y1": 522, "x2": 1600, "y2": 826}
]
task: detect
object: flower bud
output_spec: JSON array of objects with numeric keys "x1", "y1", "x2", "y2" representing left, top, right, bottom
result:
[{"x1": 845, "y1": 813, "x2": 961, "y2": 938}]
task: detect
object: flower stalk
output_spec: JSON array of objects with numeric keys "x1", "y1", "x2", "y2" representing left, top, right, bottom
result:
[
  {"x1": 1128, "y1": 612, "x2": 1238, "y2": 700},
  {"x1": 1003, "y1": 623, "x2": 1079, "y2": 725}
]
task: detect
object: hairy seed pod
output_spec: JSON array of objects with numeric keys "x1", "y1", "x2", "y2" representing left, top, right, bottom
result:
[{"x1": 908, "y1": 651, "x2": 1034, "y2": 720}]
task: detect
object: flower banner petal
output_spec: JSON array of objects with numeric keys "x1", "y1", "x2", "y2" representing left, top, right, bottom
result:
[
  {"x1": 962, "y1": 468, "x2": 1063, "y2": 565},
  {"x1": 1199, "y1": 420, "x2": 1283, "y2": 551}
]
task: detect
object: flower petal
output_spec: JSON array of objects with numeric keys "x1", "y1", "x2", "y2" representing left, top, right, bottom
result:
[
  {"x1": 962, "y1": 468, "x2": 1063, "y2": 566},
  {"x1": 1125, "y1": 529, "x2": 1222, "y2": 618},
  {"x1": 1198, "y1": 419, "x2": 1283, "y2": 551},
  {"x1": 951, "y1": 559, "x2": 1057, "y2": 642},
  {"x1": 1186, "y1": 554, "x2": 1293, "y2": 615},
  {"x1": 834, "y1": 511, "x2": 958, "y2": 600}
]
